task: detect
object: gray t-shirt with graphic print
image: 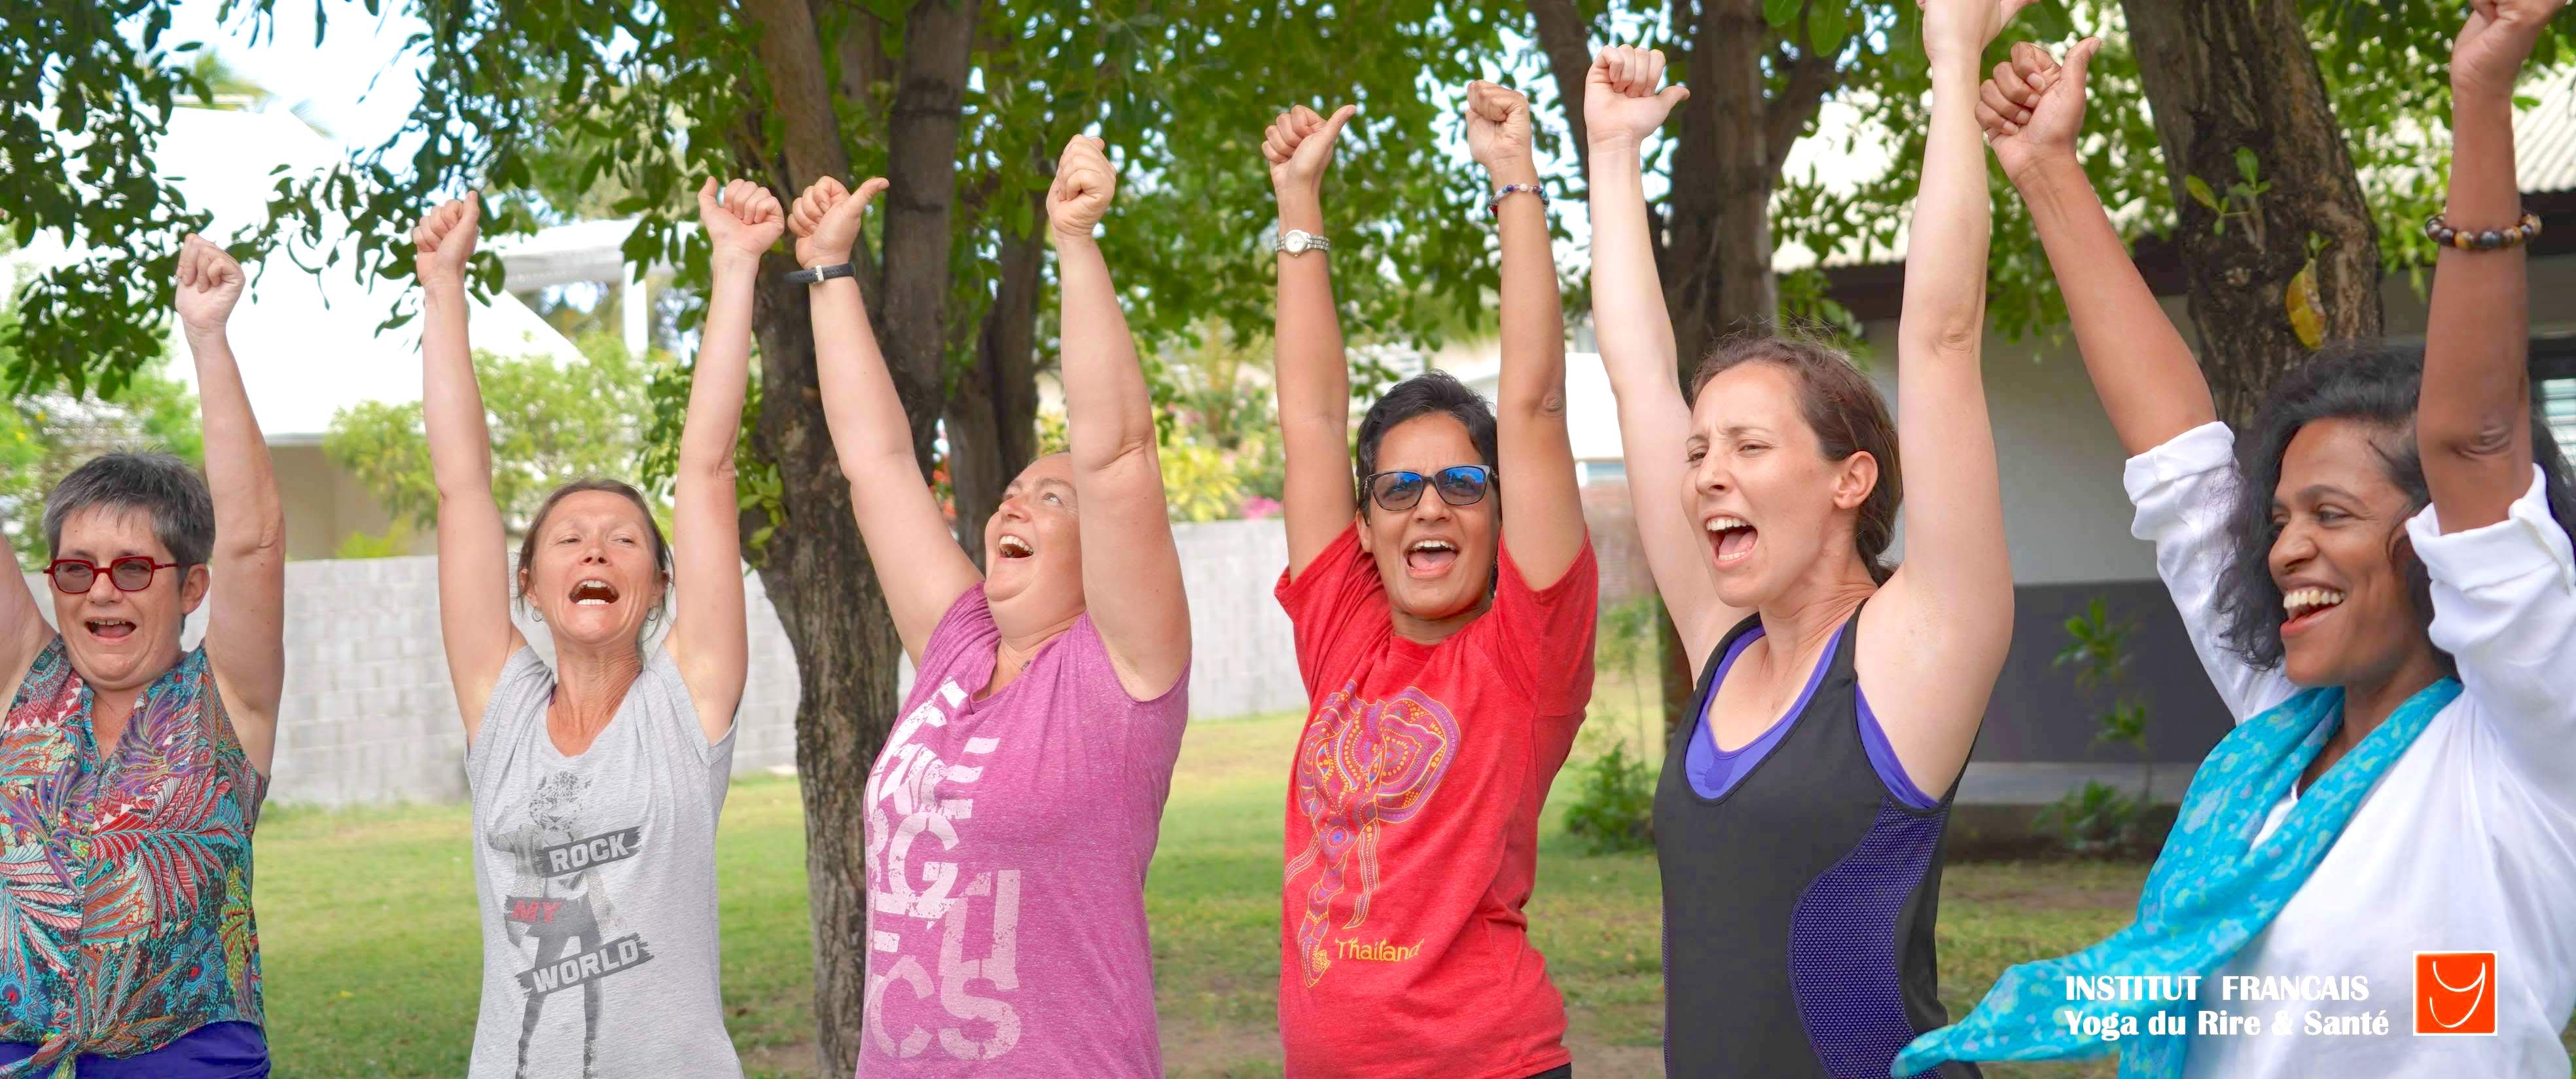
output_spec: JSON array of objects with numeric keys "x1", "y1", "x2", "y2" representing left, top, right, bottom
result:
[{"x1": 465, "y1": 646, "x2": 740, "y2": 1079}]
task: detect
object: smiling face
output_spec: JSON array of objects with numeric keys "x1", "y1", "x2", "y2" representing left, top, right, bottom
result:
[
  {"x1": 1684, "y1": 361, "x2": 1878, "y2": 608},
  {"x1": 50, "y1": 505, "x2": 207, "y2": 695},
  {"x1": 1357, "y1": 413, "x2": 1498, "y2": 626},
  {"x1": 983, "y1": 453, "x2": 1086, "y2": 633},
  {"x1": 2267, "y1": 418, "x2": 2437, "y2": 689},
  {"x1": 520, "y1": 490, "x2": 668, "y2": 651}
]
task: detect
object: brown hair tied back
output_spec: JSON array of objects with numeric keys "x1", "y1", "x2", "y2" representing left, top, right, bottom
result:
[
  {"x1": 1688, "y1": 331, "x2": 1902, "y2": 585},
  {"x1": 516, "y1": 478, "x2": 673, "y2": 617}
]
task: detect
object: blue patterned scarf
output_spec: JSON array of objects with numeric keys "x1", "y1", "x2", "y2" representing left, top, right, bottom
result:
[{"x1": 1892, "y1": 678, "x2": 2461, "y2": 1078}]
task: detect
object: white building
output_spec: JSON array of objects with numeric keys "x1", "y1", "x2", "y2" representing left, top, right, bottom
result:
[{"x1": 8, "y1": 104, "x2": 611, "y2": 560}]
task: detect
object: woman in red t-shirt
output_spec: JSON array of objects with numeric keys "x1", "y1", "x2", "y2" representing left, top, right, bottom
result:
[{"x1": 1260, "y1": 82, "x2": 1598, "y2": 1079}]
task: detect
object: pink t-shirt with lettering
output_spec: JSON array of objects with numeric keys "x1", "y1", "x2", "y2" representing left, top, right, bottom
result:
[{"x1": 855, "y1": 585, "x2": 1187, "y2": 1078}]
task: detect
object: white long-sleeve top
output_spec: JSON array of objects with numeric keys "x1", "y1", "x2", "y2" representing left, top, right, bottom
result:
[{"x1": 2126, "y1": 422, "x2": 2576, "y2": 1079}]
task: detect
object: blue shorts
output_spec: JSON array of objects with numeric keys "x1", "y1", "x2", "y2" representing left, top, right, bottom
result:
[{"x1": 0, "y1": 1021, "x2": 268, "y2": 1078}]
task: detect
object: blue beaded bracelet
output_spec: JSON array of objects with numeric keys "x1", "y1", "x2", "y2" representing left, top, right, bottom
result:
[{"x1": 1486, "y1": 183, "x2": 1543, "y2": 217}]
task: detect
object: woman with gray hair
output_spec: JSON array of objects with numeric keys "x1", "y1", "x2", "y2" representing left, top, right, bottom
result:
[
  {"x1": 0, "y1": 235, "x2": 285, "y2": 1076},
  {"x1": 413, "y1": 181, "x2": 772, "y2": 1079}
]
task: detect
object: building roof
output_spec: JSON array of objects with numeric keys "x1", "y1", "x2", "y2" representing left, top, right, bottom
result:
[
  {"x1": 484, "y1": 217, "x2": 658, "y2": 291},
  {"x1": 8, "y1": 105, "x2": 582, "y2": 442},
  {"x1": 2518, "y1": 65, "x2": 2576, "y2": 196}
]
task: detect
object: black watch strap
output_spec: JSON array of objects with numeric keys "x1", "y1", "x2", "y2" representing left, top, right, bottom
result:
[{"x1": 785, "y1": 262, "x2": 857, "y2": 285}]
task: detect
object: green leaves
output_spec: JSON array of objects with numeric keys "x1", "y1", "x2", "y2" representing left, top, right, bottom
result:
[
  {"x1": 2185, "y1": 174, "x2": 2221, "y2": 211},
  {"x1": 0, "y1": 0, "x2": 229, "y2": 396},
  {"x1": 1764, "y1": 0, "x2": 1855, "y2": 56},
  {"x1": 324, "y1": 333, "x2": 671, "y2": 538}
]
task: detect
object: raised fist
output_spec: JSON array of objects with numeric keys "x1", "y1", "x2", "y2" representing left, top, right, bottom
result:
[
  {"x1": 1920, "y1": 0, "x2": 2037, "y2": 67},
  {"x1": 1048, "y1": 135, "x2": 1118, "y2": 240},
  {"x1": 787, "y1": 175, "x2": 890, "y2": 268},
  {"x1": 1263, "y1": 103, "x2": 1358, "y2": 199},
  {"x1": 2454, "y1": 0, "x2": 2569, "y2": 99},
  {"x1": 1464, "y1": 81, "x2": 1535, "y2": 177},
  {"x1": 699, "y1": 178, "x2": 786, "y2": 266},
  {"x1": 412, "y1": 193, "x2": 480, "y2": 292},
  {"x1": 173, "y1": 234, "x2": 245, "y2": 338},
  {"x1": 1977, "y1": 38, "x2": 2102, "y2": 181},
  {"x1": 1584, "y1": 46, "x2": 1690, "y2": 151}
]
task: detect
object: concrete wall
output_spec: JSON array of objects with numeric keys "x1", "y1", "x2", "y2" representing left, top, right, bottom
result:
[
  {"x1": 24, "y1": 557, "x2": 801, "y2": 807},
  {"x1": 19, "y1": 519, "x2": 1310, "y2": 807}
]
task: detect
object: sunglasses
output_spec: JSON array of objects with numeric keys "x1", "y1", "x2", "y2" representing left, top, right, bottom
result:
[
  {"x1": 1362, "y1": 465, "x2": 1496, "y2": 513},
  {"x1": 45, "y1": 557, "x2": 181, "y2": 595}
]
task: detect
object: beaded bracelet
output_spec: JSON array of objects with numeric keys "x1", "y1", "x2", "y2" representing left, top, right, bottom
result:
[
  {"x1": 2424, "y1": 211, "x2": 2543, "y2": 251},
  {"x1": 1486, "y1": 183, "x2": 1543, "y2": 218}
]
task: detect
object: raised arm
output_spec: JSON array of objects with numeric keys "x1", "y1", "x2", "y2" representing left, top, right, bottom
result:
[
  {"x1": 173, "y1": 236, "x2": 285, "y2": 776},
  {"x1": 664, "y1": 179, "x2": 778, "y2": 742},
  {"x1": 1583, "y1": 46, "x2": 1742, "y2": 672},
  {"x1": 1265, "y1": 103, "x2": 1362, "y2": 578},
  {"x1": 1046, "y1": 136, "x2": 1190, "y2": 699},
  {"x1": 414, "y1": 194, "x2": 527, "y2": 737},
  {"x1": 1866, "y1": 0, "x2": 2028, "y2": 788},
  {"x1": 2420, "y1": 0, "x2": 2565, "y2": 532},
  {"x1": 1984, "y1": 38, "x2": 2212, "y2": 455},
  {"x1": 1467, "y1": 82, "x2": 1584, "y2": 586},
  {"x1": 787, "y1": 176, "x2": 980, "y2": 666},
  {"x1": 0, "y1": 513, "x2": 37, "y2": 691}
]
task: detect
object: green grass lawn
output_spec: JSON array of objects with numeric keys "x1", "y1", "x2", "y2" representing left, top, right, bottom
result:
[{"x1": 253, "y1": 693, "x2": 2552, "y2": 1077}]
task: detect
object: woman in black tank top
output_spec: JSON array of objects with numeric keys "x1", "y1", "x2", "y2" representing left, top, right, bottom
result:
[{"x1": 1574, "y1": 4, "x2": 2028, "y2": 1073}]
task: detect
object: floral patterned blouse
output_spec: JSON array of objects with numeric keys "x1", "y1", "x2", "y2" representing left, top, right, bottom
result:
[{"x1": 0, "y1": 638, "x2": 264, "y2": 1075}]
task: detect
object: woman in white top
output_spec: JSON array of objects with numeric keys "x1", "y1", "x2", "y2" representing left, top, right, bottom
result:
[{"x1": 1900, "y1": 4, "x2": 2576, "y2": 1077}]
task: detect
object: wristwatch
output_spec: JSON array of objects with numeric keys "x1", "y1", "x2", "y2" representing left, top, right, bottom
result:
[
  {"x1": 785, "y1": 261, "x2": 856, "y2": 285},
  {"x1": 1272, "y1": 229, "x2": 1331, "y2": 255}
]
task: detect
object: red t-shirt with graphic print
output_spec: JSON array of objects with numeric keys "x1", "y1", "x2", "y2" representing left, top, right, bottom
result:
[{"x1": 1272, "y1": 522, "x2": 1598, "y2": 1079}]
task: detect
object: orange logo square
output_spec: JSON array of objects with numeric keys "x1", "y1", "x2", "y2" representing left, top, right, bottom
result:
[{"x1": 2414, "y1": 951, "x2": 2497, "y2": 1036}]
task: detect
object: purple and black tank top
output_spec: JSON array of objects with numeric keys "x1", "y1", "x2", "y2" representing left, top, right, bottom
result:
[{"x1": 1653, "y1": 609, "x2": 1977, "y2": 1079}]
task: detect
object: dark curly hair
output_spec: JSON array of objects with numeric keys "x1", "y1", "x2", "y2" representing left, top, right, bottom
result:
[
  {"x1": 2215, "y1": 346, "x2": 2576, "y2": 672},
  {"x1": 1354, "y1": 370, "x2": 1499, "y2": 517},
  {"x1": 1689, "y1": 331, "x2": 1902, "y2": 585}
]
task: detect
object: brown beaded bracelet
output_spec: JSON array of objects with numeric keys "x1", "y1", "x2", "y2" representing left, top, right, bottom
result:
[{"x1": 2424, "y1": 211, "x2": 2543, "y2": 251}]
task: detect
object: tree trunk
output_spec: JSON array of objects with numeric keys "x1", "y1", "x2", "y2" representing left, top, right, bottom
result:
[
  {"x1": 1528, "y1": 0, "x2": 1838, "y2": 737},
  {"x1": 2122, "y1": 0, "x2": 2383, "y2": 427},
  {"x1": 944, "y1": 197, "x2": 1047, "y2": 566},
  {"x1": 743, "y1": 270, "x2": 901, "y2": 1078},
  {"x1": 742, "y1": 1, "x2": 983, "y2": 1073}
]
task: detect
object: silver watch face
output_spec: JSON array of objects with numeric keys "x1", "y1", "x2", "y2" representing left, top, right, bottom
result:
[{"x1": 1282, "y1": 230, "x2": 1310, "y2": 253}]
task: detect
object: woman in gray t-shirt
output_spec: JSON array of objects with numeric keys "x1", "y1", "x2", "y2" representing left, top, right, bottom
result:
[{"x1": 410, "y1": 180, "x2": 782, "y2": 1079}]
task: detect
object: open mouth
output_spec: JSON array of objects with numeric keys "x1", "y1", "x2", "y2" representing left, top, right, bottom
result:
[
  {"x1": 996, "y1": 534, "x2": 1035, "y2": 560},
  {"x1": 2280, "y1": 585, "x2": 2345, "y2": 636},
  {"x1": 1706, "y1": 514, "x2": 1758, "y2": 568},
  {"x1": 569, "y1": 579, "x2": 620, "y2": 607},
  {"x1": 84, "y1": 618, "x2": 137, "y2": 642},
  {"x1": 1404, "y1": 538, "x2": 1458, "y2": 578}
]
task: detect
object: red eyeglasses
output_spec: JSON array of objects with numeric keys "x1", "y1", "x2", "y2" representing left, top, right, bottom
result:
[{"x1": 45, "y1": 557, "x2": 180, "y2": 594}]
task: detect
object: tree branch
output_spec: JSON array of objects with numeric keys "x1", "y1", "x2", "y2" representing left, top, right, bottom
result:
[
  {"x1": 1766, "y1": 44, "x2": 1840, "y2": 176},
  {"x1": 877, "y1": 0, "x2": 985, "y2": 445},
  {"x1": 740, "y1": 0, "x2": 855, "y2": 185},
  {"x1": 1524, "y1": 0, "x2": 1598, "y2": 182}
]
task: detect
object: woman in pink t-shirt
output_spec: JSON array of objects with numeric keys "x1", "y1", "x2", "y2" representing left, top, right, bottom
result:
[{"x1": 787, "y1": 137, "x2": 1192, "y2": 1077}]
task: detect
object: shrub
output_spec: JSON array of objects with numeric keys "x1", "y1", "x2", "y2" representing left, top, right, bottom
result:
[
  {"x1": 2035, "y1": 779, "x2": 2141, "y2": 856},
  {"x1": 1564, "y1": 741, "x2": 1656, "y2": 854}
]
